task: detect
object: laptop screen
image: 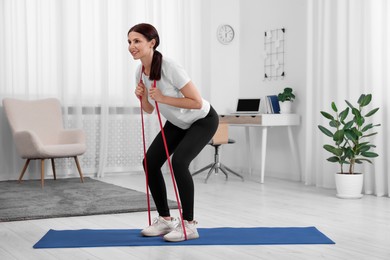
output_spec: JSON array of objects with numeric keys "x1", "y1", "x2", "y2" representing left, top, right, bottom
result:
[{"x1": 236, "y1": 99, "x2": 261, "y2": 112}]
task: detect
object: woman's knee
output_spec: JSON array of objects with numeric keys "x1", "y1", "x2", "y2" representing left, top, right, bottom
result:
[
  {"x1": 172, "y1": 154, "x2": 190, "y2": 171},
  {"x1": 142, "y1": 157, "x2": 166, "y2": 172}
]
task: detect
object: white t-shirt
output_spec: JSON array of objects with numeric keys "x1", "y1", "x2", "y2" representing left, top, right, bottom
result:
[{"x1": 136, "y1": 57, "x2": 210, "y2": 129}]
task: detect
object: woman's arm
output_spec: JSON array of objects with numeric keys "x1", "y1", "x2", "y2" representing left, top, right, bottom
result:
[
  {"x1": 140, "y1": 96, "x2": 155, "y2": 114},
  {"x1": 149, "y1": 81, "x2": 203, "y2": 109}
]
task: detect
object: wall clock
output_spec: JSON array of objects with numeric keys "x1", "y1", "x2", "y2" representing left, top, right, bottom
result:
[{"x1": 216, "y1": 24, "x2": 235, "y2": 45}]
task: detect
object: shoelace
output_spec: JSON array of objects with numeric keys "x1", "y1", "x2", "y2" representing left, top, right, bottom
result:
[
  {"x1": 151, "y1": 217, "x2": 160, "y2": 225},
  {"x1": 173, "y1": 221, "x2": 198, "y2": 232},
  {"x1": 151, "y1": 217, "x2": 175, "y2": 227}
]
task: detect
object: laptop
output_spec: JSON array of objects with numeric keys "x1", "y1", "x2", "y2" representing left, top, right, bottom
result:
[{"x1": 230, "y1": 98, "x2": 261, "y2": 115}]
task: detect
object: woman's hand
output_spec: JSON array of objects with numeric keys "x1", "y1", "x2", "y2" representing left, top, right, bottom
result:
[
  {"x1": 149, "y1": 86, "x2": 164, "y2": 102},
  {"x1": 135, "y1": 82, "x2": 154, "y2": 113},
  {"x1": 135, "y1": 82, "x2": 148, "y2": 100}
]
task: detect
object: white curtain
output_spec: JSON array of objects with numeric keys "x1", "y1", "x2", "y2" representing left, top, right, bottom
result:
[
  {"x1": 305, "y1": 0, "x2": 389, "y2": 196},
  {"x1": 0, "y1": 0, "x2": 202, "y2": 180}
]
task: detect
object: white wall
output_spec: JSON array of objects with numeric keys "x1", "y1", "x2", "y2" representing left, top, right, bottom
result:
[
  {"x1": 198, "y1": 0, "x2": 307, "y2": 181},
  {"x1": 191, "y1": 0, "x2": 241, "y2": 175},
  {"x1": 201, "y1": 0, "x2": 241, "y2": 114}
]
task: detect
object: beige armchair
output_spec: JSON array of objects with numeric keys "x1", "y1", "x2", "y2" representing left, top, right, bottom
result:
[{"x1": 2, "y1": 98, "x2": 86, "y2": 188}]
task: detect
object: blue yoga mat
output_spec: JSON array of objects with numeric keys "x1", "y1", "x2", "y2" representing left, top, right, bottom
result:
[{"x1": 33, "y1": 227, "x2": 334, "y2": 248}]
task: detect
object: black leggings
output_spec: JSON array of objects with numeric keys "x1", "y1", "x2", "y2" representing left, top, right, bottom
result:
[{"x1": 143, "y1": 106, "x2": 219, "y2": 221}]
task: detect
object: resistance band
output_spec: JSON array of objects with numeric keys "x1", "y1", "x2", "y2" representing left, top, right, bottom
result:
[
  {"x1": 138, "y1": 68, "x2": 151, "y2": 226},
  {"x1": 138, "y1": 67, "x2": 188, "y2": 240}
]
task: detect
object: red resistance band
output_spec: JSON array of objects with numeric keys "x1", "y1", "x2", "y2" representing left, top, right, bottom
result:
[{"x1": 138, "y1": 66, "x2": 188, "y2": 240}]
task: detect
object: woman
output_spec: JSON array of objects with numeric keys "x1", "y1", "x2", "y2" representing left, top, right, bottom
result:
[{"x1": 128, "y1": 23, "x2": 218, "y2": 242}]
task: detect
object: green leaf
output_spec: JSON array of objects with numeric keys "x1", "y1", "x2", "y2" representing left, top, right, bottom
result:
[
  {"x1": 352, "y1": 108, "x2": 361, "y2": 118},
  {"x1": 343, "y1": 120, "x2": 354, "y2": 129},
  {"x1": 327, "y1": 156, "x2": 340, "y2": 162},
  {"x1": 355, "y1": 159, "x2": 364, "y2": 164},
  {"x1": 324, "y1": 145, "x2": 343, "y2": 156},
  {"x1": 344, "y1": 147, "x2": 354, "y2": 158},
  {"x1": 357, "y1": 94, "x2": 365, "y2": 104},
  {"x1": 360, "y1": 94, "x2": 372, "y2": 107},
  {"x1": 344, "y1": 129, "x2": 357, "y2": 141},
  {"x1": 361, "y1": 151, "x2": 378, "y2": 158},
  {"x1": 339, "y1": 107, "x2": 349, "y2": 122},
  {"x1": 356, "y1": 158, "x2": 373, "y2": 164},
  {"x1": 329, "y1": 120, "x2": 340, "y2": 128},
  {"x1": 333, "y1": 130, "x2": 344, "y2": 142},
  {"x1": 365, "y1": 107, "x2": 379, "y2": 117},
  {"x1": 331, "y1": 102, "x2": 338, "y2": 113},
  {"x1": 361, "y1": 123, "x2": 373, "y2": 132},
  {"x1": 353, "y1": 127, "x2": 363, "y2": 137},
  {"x1": 320, "y1": 111, "x2": 334, "y2": 120},
  {"x1": 345, "y1": 100, "x2": 355, "y2": 110},
  {"x1": 318, "y1": 125, "x2": 333, "y2": 137},
  {"x1": 355, "y1": 116, "x2": 364, "y2": 127},
  {"x1": 357, "y1": 144, "x2": 370, "y2": 152}
]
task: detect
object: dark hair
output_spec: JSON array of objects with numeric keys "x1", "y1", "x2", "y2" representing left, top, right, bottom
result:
[{"x1": 128, "y1": 23, "x2": 162, "y2": 81}]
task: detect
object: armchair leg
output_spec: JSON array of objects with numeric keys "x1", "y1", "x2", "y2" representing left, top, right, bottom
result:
[
  {"x1": 51, "y1": 158, "x2": 57, "y2": 180},
  {"x1": 74, "y1": 156, "x2": 84, "y2": 183},
  {"x1": 18, "y1": 159, "x2": 31, "y2": 183},
  {"x1": 41, "y1": 159, "x2": 45, "y2": 188}
]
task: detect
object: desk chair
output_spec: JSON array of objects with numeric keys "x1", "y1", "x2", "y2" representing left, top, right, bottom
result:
[{"x1": 192, "y1": 123, "x2": 244, "y2": 183}]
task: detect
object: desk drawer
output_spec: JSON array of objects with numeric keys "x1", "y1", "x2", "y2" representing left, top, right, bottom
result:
[{"x1": 219, "y1": 115, "x2": 262, "y2": 124}]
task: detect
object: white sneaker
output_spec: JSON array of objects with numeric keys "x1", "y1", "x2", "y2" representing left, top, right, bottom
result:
[
  {"x1": 141, "y1": 216, "x2": 178, "y2": 237},
  {"x1": 163, "y1": 220, "x2": 199, "y2": 242}
]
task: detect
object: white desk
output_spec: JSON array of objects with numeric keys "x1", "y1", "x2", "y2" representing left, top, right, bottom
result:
[{"x1": 219, "y1": 114, "x2": 301, "y2": 183}]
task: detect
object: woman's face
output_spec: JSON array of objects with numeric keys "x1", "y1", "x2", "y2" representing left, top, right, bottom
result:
[{"x1": 128, "y1": 31, "x2": 154, "y2": 60}]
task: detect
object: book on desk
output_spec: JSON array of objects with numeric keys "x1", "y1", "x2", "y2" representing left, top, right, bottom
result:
[{"x1": 266, "y1": 95, "x2": 280, "y2": 114}]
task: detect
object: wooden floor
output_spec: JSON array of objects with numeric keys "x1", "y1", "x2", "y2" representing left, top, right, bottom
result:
[{"x1": 1, "y1": 173, "x2": 389, "y2": 260}]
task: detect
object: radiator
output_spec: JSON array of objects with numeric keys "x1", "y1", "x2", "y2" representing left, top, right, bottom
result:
[{"x1": 54, "y1": 107, "x2": 161, "y2": 176}]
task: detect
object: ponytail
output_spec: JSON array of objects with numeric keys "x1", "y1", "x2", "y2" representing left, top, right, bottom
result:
[{"x1": 150, "y1": 50, "x2": 162, "y2": 81}]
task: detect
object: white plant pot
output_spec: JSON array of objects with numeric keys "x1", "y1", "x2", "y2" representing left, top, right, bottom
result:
[
  {"x1": 335, "y1": 173, "x2": 364, "y2": 199},
  {"x1": 279, "y1": 101, "x2": 292, "y2": 114}
]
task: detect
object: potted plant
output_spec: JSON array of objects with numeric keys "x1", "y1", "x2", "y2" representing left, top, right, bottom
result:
[
  {"x1": 277, "y1": 87, "x2": 295, "y2": 113},
  {"x1": 318, "y1": 94, "x2": 380, "y2": 198}
]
